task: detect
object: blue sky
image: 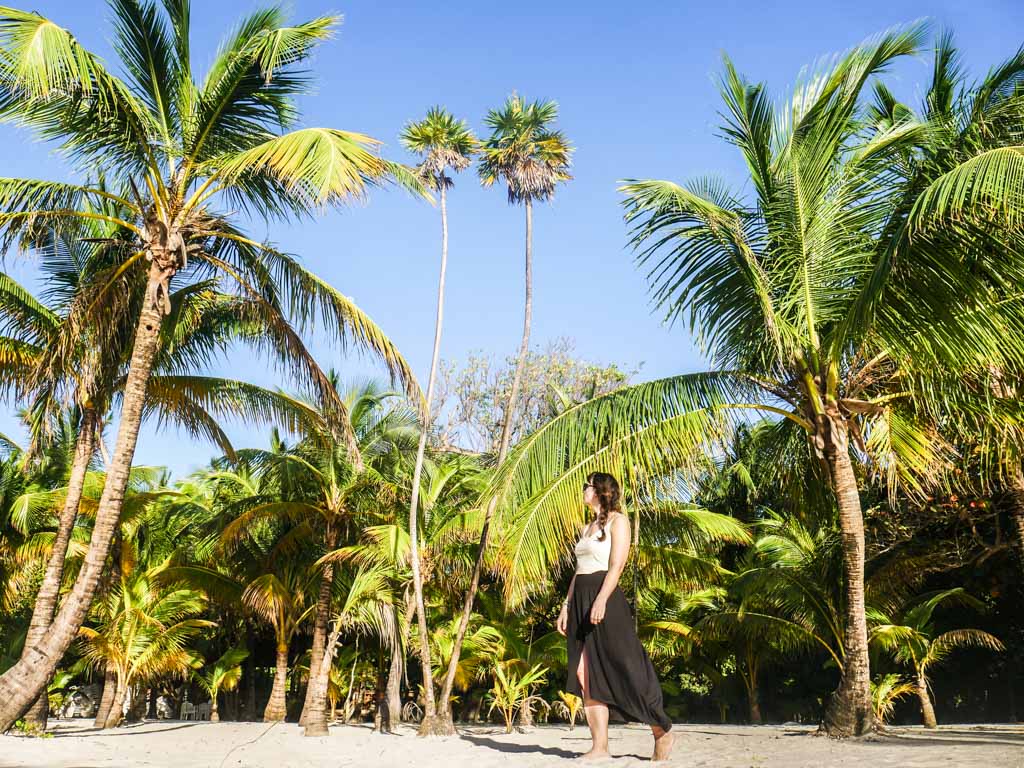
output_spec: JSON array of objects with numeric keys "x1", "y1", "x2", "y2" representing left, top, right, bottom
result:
[{"x1": 1, "y1": 0, "x2": 1022, "y2": 478}]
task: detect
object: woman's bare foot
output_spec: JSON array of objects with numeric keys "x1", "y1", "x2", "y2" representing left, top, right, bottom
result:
[
  {"x1": 652, "y1": 730, "x2": 675, "y2": 762},
  {"x1": 579, "y1": 747, "x2": 612, "y2": 761}
]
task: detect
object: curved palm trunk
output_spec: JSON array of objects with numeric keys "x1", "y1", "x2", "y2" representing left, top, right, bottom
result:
[
  {"x1": 410, "y1": 183, "x2": 452, "y2": 736},
  {"x1": 916, "y1": 670, "x2": 938, "y2": 728},
  {"x1": 299, "y1": 525, "x2": 339, "y2": 727},
  {"x1": 103, "y1": 677, "x2": 126, "y2": 729},
  {"x1": 821, "y1": 415, "x2": 875, "y2": 737},
  {"x1": 263, "y1": 644, "x2": 290, "y2": 722},
  {"x1": 93, "y1": 664, "x2": 117, "y2": 728},
  {"x1": 20, "y1": 407, "x2": 98, "y2": 730},
  {"x1": 0, "y1": 267, "x2": 169, "y2": 732},
  {"x1": 303, "y1": 620, "x2": 345, "y2": 736},
  {"x1": 435, "y1": 200, "x2": 534, "y2": 729}
]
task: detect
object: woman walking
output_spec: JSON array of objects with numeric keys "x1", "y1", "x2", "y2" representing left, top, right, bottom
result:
[{"x1": 556, "y1": 472, "x2": 675, "y2": 761}]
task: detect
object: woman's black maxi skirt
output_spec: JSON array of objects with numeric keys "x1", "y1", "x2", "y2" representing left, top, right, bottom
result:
[{"x1": 566, "y1": 571, "x2": 672, "y2": 732}]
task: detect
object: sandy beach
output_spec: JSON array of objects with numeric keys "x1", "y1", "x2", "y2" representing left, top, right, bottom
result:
[{"x1": 2, "y1": 720, "x2": 1022, "y2": 768}]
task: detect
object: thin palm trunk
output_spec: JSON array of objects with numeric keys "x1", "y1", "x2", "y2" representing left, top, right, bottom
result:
[
  {"x1": 0, "y1": 267, "x2": 169, "y2": 732},
  {"x1": 435, "y1": 200, "x2": 534, "y2": 728},
  {"x1": 385, "y1": 597, "x2": 413, "y2": 732},
  {"x1": 744, "y1": 645, "x2": 762, "y2": 725},
  {"x1": 93, "y1": 664, "x2": 117, "y2": 728},
  {"x1": 1008, "y1": 473, "x2": 1024, "y2": 571},
  {"x1": 343, "y1": 636, "x2": 360, "y2": 722},
  {"x1": 210, "y1": 693, "x2": 220, "y2": 723},
  {"x1": 916, "y1": 669, "x2": 938, "y2": 728},
  {"x1": 822, "y1": 416, "x2": 874, "y2": 737},
  {"x1": 410, "y1": 182, "x2": 451, "y2": 735},
  {"x1": 245, "y1": 634, "x2": 257, "y2": 720},
  {"x1": 300, "y1": 524, "x2": 339, "y2": 727},
  {"x1": 263, "y1": 644, "x2": 290, "y2": 722},
  {"x1": 20, "y1": 408, "x2": 98, "y2": 729}
]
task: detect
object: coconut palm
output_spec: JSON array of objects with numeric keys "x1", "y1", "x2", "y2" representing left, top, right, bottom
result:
[
  {"x1": 77, "y1": 560, "x2": 213, "y2": 728},
  {"x1": 1, "y1": 249, "x2": 331, "y2": 728},
  {"x1": 869, "y1": 588, "x2": 1004, "y2": 727},
  {"x1": 0, "y1": 0, "x2": 422, "y2": 728},
  {"x1": 242, "y1": 562, "x2": 314, "y2": 722},
  {"x1": 480, "y1": 27, "x2": 1024, "y2": 735},
  {"x1": 196, "y1": 647, "x2": 248, "y2": 722},
  {"x1": 428, "y1": 94, "x2": 572, "y2": 734},
  {"x1": 216, "y1": 380, "x2": 415, "y2": 730},
  {"x1": 333, "y1": 452, "x2": 487, "y2": 730},
  {"x1": 303, "y1": 564, "x2": 395, "y2": 735},
  {"x1": 399, "y1": 105, "x2": 477, "y2": 732}
]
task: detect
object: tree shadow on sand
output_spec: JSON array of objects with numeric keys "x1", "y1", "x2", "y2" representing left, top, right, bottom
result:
[
  {"x1": 460, "y1": 733, "x2": 580, "y2": 759},
  {"x1": 460, "y1": 733, "x2": 654, "y2": 761},
  {"x1": 50, "y1": 721, "x2": 211, "y2": 738}
]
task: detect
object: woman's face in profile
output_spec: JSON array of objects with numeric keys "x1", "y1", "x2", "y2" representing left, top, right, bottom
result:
[{"x1": 582, "y1": 480, "x2": 595, "y2": 506}]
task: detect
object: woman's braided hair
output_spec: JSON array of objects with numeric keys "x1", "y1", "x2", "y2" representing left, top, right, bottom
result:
[{"x1": 588, "y1": 471, "x2": 622, "y2": 541}]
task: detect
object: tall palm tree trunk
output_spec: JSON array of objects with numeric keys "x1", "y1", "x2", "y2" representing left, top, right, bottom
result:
[
  {"x1": 263, "y1": 644, "x2": 290, "y2": 722},
  {"x1": 435, "y1": 200, "x2": 534, "y2": 729},
  {"x1": 410, "y1": 182, "x2": 452, "y2": 736},
  {"x1": 300, "y1": 525, "x2": 339, "y2": 727},
  {"x1": 93, "y1": 664, "x2": 117, "y2": 728},
  {"x1": 0, "y1": 265, "x2": 170, "y2": 732},
  {"x1": 821, "y1": 414, "x2": 874, "y2": 737},
  {"x1": 916, "y1": 670, "x2": 938, "y2": 728},
  {"x1": 20, "y1": 407, "x2": 98, "y2": 729}
]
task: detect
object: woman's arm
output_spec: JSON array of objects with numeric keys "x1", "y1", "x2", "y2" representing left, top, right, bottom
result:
[
  {"x1": 556, "y1": 573, "x2": 577, "y2": 635},
  {"x1": 590, "y1": 513, "x2": 630, "y2": 624}
]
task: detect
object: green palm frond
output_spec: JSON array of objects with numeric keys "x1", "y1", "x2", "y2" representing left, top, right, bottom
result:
[
  {"x1": 212, "y1": 128, "x2": 389, "y2": 211},
  {"x1": 910, "y1": 146, "x2": 1024, "y2": 230}
]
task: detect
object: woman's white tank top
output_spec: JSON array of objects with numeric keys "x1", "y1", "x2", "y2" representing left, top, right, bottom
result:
[{"x1": 574, "y1": 518, "x2": 613, "y2": 574}]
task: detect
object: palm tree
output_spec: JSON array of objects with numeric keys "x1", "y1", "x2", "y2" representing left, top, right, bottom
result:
[
  {"x1": 196, "y1": 647, "x2": 248, "y2": 722},
  {"x1": 480, "y1": 28, "x2": 1024, "y2": 735},
  {"x1": 869, "y1": 588, "x2": 1004, "y2": 728},
  {"x1": 335, "y1": 452, "x2": 487, "y2": 730},
  {"x1": 1, "y1": 246, "x2": 330, "y2": 728},
  {"x1": 213, "y1": 380, "x2": 414, "y2": 732},
  {"x1": 78, "y1": 560, "x2": 212, "y2": 728},
  {"x1": 242, "y1": 563, "x2": 313, "y2": 722},
  {"x1": 0, "y1": 1, "x2": 421, "y2": 728},
  {"x1": 428, "y1": 94, "x2": 572, "y2": 734},
  {"x1": 399, "y1": 105, "x2": 477, "y2": 733},
  {"x1": 303, "y1": 564, "x2": 395, "y2": 735}
]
